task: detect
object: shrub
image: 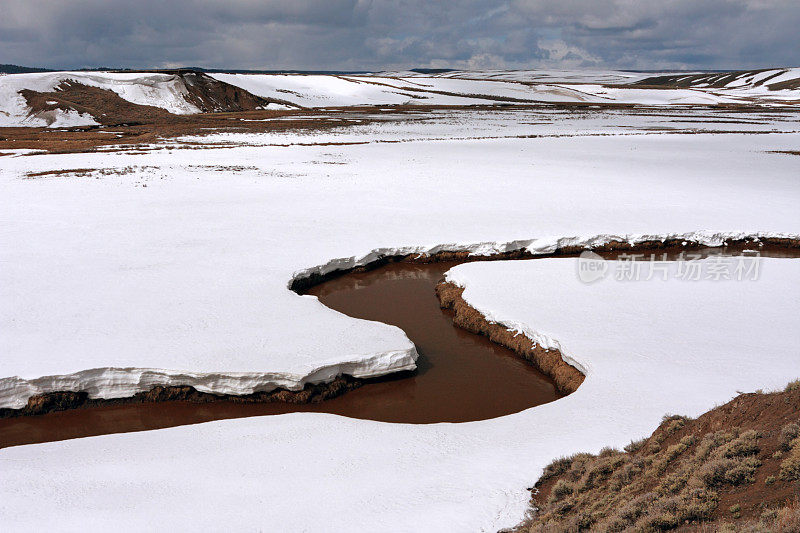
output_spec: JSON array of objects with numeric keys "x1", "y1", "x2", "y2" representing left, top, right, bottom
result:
[
  {"x1": 779, "y1": 423, "x2": 800, "y2": 451},
  {"x1": 699, "y1": 458, "x2": 737, "y2": 486},
  {"x1": 648, "y1": 443, "x2": 662, "y2": 455},
  {"x1": 723, "y1": 457, "x2": 761, "y2": 485},
  {"x1": 578, "y1": 454, "x2": 625, "y2": 492},
  {"x1": 680, "y1": 487, "x2": 717, "y2": 522},
  {"x1": 779, "y1": 445, "x2": 800, "y2": 481},
  {"x1": 694, "y1": 430, "x2": 732, "y2": 461},
  {"x1": 645, "y1": 511, "x2": 680, "y2": 530},
  {"x1": 698, "y1": 456, "x2": 760, "y2": 486},
  {"x1": 784, "y1": 379, "x2": 800, "y2": 392},
  {"x1": 761, "y1": 508, "x2": 779, "y2": 522},
  {"x1": 549, "y1": 480, "x2": 575, "y2": 502},
  {"x1": 650, "y1": 415, "x2": 690, "y2": 445},
  {"x1": 722, "y1": 430, "x2": 760, "y2": 458},
  {"x1": 561, "y1": 453, "x2": 594, "y2": 482},
  {"x1": 540, "y1": 456, "x2": 573, "y2": 482},
  {"x1": 653, "y1": 437, "x2": 695, "y2": 475},
  {"x1": 774, "y1": 504, "x2": 800, "y2": 533},
  {"x1": 659, "y1": 470, "x2": 691, "y2": 494},
  {"x1": 598, "y1": 446, "x2": 620, "y2": 458},
  {"x1": 641, "y1": 496, "x2": 681, "y2": 528},
  {"x1": 624, "y1": 438, "x2": 647, "y2": 453}
]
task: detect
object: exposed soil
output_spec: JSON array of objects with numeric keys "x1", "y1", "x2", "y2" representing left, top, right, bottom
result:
[
  {"x1": 178, "y1": 71, "x2": 295, "y2": 112},
  {"x1": 436, "y1": 281, "x2": 583, "y2": 394},
  {"x1": 2, "y1": 376, "x2": 362, "y2": 419},
  {"x1": 24, "y1": 167, "x2": 98, "y2": 178},
  {"x1": 289, "y1": 236, "x2": 800, "y2": 292},
  {"x1": 0, "y1": 260, "x2": 563, "y2": 447},
  {"x1": 516, "y1": 384, "x2": 800, "y2": 532},
  {"x1": 20, "y1": 80, "x2": 174, "y2": 125}
]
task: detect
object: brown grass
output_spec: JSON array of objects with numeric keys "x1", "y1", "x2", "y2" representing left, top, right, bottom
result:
[{"x1": 516, "y1": 383, "x2": 800, "y2": 532}]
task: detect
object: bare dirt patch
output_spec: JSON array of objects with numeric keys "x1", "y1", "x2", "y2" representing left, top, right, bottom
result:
[
  {"x1": 25, "y1": 167, "x2": 98, "y2": 178},
  {"x1": 24, "y1": 165, "x2": 158, "y2": 179},
  {"x1": 21, "y1": 80, "x2": 175, "y2": 125}
]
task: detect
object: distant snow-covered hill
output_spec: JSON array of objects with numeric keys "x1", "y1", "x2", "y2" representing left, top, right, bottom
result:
[{"x1": 1, "y1": 67, "x2": 798, "y2": 128}]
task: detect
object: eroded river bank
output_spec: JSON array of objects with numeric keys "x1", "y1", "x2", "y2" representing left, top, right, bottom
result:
[{"x1": 2, "y1": 241, "x2": 798, "y2": 448}]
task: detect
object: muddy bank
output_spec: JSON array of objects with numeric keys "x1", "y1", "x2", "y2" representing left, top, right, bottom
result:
[
  {"x1": 3, "y1": 240, "x2": 799, "y2": 448},
  {"x1": 437, "y1": 282, "x2": 583, "y2": 394},
  {"x1": 1, "y1": 260, "x2": 563, "y2": 447},
  {"x1": 288, "y1": 236, "x2": 800, "y2": 292},
  {"x1": 1, "y1": 376, "x2": 363, "y2": 418}
]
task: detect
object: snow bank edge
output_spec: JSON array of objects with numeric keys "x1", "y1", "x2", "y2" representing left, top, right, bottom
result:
[{"x1": 3, "y1": 230, "x2": 796, "y2": 409}]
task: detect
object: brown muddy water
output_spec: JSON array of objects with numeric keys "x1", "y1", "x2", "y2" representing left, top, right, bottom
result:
[{"x1": 2, "y1": 245, "x2": 798, "y2": 448}]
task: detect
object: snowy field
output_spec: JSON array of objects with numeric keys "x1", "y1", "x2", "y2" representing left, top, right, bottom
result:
[
  {"x1": 2, "y1": 257, "x2": 798, "y2": 531},
  {"x1": 1, "y1": 96, "x2": 800, "y2": 530}
]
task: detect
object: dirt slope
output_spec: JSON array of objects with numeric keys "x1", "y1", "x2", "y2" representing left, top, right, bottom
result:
[
  {"x1": 20, "y1": 80, "x2": 175, "y2": 125},
  {"x1": 517, "y1": 382, "x2": 800, "y2": 532}
]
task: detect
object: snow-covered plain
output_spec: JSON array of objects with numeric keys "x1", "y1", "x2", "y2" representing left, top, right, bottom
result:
[
  {"x1": 2, "y1": 258, "x2": 799, "y2": 531},
  {"x1": 1, "y1": 102, "x2": 800, "y2": 530}
]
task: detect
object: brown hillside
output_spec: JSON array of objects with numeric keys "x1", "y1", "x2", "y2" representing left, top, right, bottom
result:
[{"x1": 516, "y1": 382, "x2": 800, "y2": 532}]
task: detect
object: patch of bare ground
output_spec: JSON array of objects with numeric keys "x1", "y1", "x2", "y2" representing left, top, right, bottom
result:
[
  {"x1": 25, "y1": 167, "x2": 98, "y2": 178},
  {"x1": 769, "y1": 150, "x2": 800, "y2": 156},
  {"x1": 514, "y1": 380, "x2": 800, "y2": 533},
  {"x1": 19, "y1": 80, "x2": 175, "y2": 125},
  {"x1": 178, "y1": 71, "x2": 290, "y2": 112},
  {"x1": 24, "y1": 165, "x2": 159, "y2": 179},
  {"x1": 436, "y1": 282, "x2": 583, "y2": 394}
]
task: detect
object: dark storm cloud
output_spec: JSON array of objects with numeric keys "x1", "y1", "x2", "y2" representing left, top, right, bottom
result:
[{"x1": 1, "y1": 0, "x2": 797, "y2": 70}]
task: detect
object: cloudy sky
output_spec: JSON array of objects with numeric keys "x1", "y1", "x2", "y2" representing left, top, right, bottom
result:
[{"x1": 1, "y1": 0, "x2": 798, "y2": 71}]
